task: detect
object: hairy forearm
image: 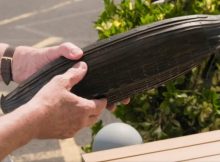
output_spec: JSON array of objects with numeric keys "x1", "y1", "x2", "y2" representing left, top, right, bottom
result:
[
  {"x1": 0, "y1": 104, "x2": 39, "y2": 160},
  {"x1": 0, "y1": 43, "x2": 9, "y2": 81}
]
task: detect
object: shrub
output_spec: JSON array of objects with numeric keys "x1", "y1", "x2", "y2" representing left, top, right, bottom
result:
[{"x1": 96, "y1": 0, "x2": 220, "y2": 39}]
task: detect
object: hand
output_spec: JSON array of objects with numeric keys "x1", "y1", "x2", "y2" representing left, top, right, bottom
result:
[
  {"x1": 12, "y1": 42, "x2": 82, "y2": 83},
  {"x1": 107, "y1": 98, "x2": 130, "y2": 112},
  {"x1": 21, "y1": 61, "x2": 107, "y2": 139}
]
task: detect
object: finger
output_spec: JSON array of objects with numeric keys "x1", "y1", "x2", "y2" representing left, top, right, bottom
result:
[
  {"x1": 60, "y1": 61, "x2": 87, "y2": 90},
  {"x1": 107, "y1": 103, "x2": 117, "y2": 112},
  {"x1": 106, "y1": 98, "x2": 130, "y2": 111},
  {"x1": 121, "y1": 98, "x2": 130, "y2": 105},
  {"x1": 43, "y1": 42, "x2": 83, "y2": 61},
  {"x1": 59, "y1": 42, "x2": 83, "y2": 60}
]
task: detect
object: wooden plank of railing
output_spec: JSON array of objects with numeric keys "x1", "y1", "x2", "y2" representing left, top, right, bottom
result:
[
  {"x1": 109, "y1": 140, "x2": 220, "y2": 162},
  {"x1": 82, "y1": 130, "x2": 220, "y2": 162},
  {"x1": 184, "y1": 154, "x2": 220, "y2": 162}
]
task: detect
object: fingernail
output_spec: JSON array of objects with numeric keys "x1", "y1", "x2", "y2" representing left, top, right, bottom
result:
[
  {"x1": 71, "y1": 47, "x2": 83, "y2": 55},
  {"x1": 73, "y1": 61, "x2": 87, "y2": 70}
]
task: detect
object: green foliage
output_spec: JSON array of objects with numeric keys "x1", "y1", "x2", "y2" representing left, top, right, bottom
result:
[
  {"x1": 85, "y1": 0, "x2": 220, "y2": 152},
  {"x1": 96, "y1": 0, "x2": 220, "y2": 39}
]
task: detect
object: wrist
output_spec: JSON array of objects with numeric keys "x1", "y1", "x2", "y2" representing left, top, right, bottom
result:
[
  {"x1": 11, "y1": 46, "x2": 22, "y2": 82},
  {"x1": 4, "y1": 103, "x2": 42, "y2": 143},
  {"x1": 18, "y1": 101, "x2": 48, "y2": 139},
  {"x1": 0, "y1": 104, "x2": 39, "y2": 156},
  {"x1": 1, "y1": 45, "x2": 29, "y2": 83},
  {"x1": 14, "y1": 102, "x2": 42, "y2": 139},
  {"x1": 11, "y1": 45, "x2": 35, "y2": 83}
]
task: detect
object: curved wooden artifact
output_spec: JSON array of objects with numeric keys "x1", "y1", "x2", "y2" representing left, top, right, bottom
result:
[{"x1": 1, "y1": 15, "x2": 220, "y2": 113}]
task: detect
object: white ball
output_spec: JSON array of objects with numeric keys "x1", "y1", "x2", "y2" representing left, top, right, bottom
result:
[{"x1": 92, "y1": 122, "x2": 143, "y2": 152}]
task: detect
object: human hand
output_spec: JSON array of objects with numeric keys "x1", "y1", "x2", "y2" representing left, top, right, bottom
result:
[
  {"x1": 21, "y1": 61, "x2": 107, "y2": 139},
  {"x1": 12, "y1": 42, "x2": 82, "y2": 83},
  {"x1": 107, "y1": 98, "x2": 130, "y2": 112}
]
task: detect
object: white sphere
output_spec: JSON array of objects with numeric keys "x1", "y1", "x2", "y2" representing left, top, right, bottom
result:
[{"x1": 92, "y1": 123, "x2": 143, "y2": 152}]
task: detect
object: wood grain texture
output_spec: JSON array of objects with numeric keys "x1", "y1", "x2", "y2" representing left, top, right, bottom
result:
[{"x1": 1, "y1": 15, "x2": 220, "y2": 113}]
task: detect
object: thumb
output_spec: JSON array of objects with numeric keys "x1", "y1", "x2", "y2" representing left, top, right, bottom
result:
[
  {"x1": 43, "y1": 42, "x2": 83, "y2": 62},
  {"x1": 62, "y1": 61, "x2": 87, "y2": 90}
]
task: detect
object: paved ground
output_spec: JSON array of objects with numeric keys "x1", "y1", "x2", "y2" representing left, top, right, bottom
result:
[
  {"x1": 0, "y1": 0, "x2": 103, "y2": 47},
  {"x1": 0, "y1": 0, "x2": 119, "y2": 161}
]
